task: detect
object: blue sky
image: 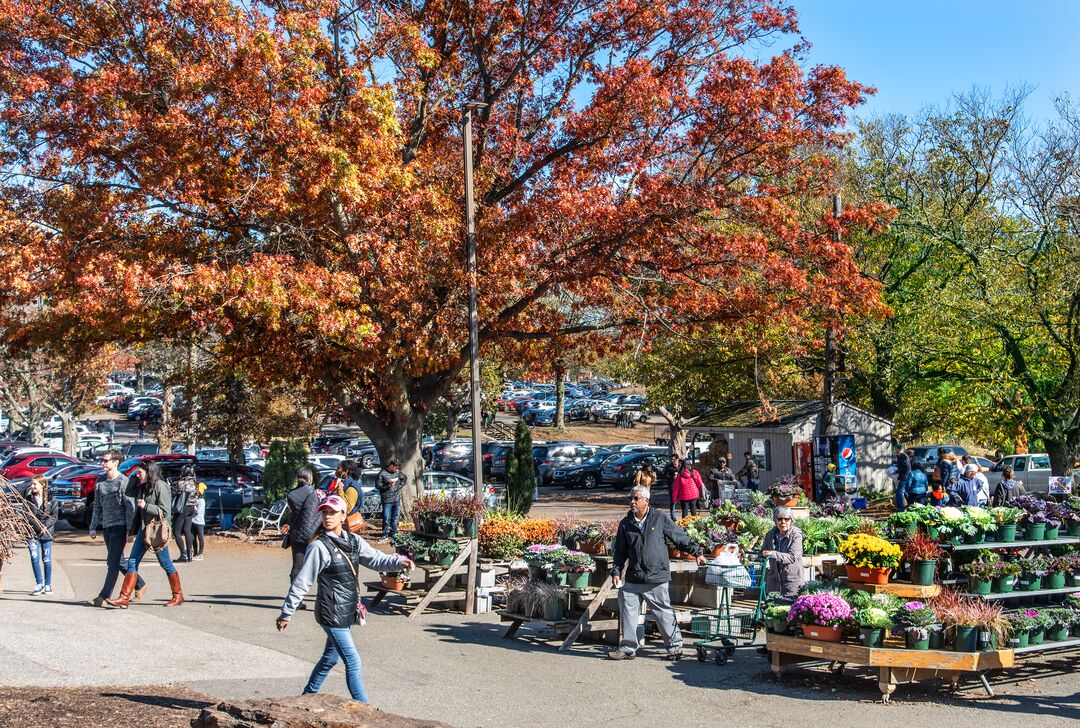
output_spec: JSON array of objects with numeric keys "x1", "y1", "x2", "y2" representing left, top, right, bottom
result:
[{"x1": 792, "y1": 0, "x2": 1080, "y2": 123}]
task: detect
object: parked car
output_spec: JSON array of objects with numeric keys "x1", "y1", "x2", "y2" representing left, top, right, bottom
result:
[
  {"x1": 530, "y1": 442, "x2": 597, "y2": 487},
  {"x1": 341, "y1": 439, "x2": 380, "y2": 469},
  {"x1": 421, "y1": 470, "x2": 500, "y2": 508},
  {"x1": 49, "y1": 463, "x2": 107, "y2": 527},
  {"x1": 549, "y1": 450, "x2": 619, "y2": 489},
  {"x1": 311, "y1": 434, "x2": 354, "y2": 453},
  {"x1": 318, "y1": 470, "x2": 382, "y2": 516},
  {"x1": 600, "y1": 451, "x2": 672, "y2": 490},
  {"x1": 430, "y1": 439, "x2": 474, "y2": 474},
  {"x1": 908, "y1": 445, "x2": 969, "y2": 477},
  {"x1": 0, "y1": 450, "x2": 80, "y2": 480},
  {"x1": 985, "y1": 453, "x2": 1054, "y2": 493}
]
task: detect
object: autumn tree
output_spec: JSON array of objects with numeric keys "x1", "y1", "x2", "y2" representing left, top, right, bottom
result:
[
  {"x1": 0, "y1": 0, "x2": 887, "y2": 498},
  {"x1": 844, "y1": 90, "x2": 1080, "y2": 468}
]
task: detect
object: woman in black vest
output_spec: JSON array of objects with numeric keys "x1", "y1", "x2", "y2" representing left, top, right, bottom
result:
[{"x1": 276, "y1": 495, "x2": 413, "y2": 702}]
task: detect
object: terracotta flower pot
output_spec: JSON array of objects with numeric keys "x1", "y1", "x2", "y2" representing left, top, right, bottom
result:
[
  {"x1": 802, "y1": 624, "x2": 843, "y2": 643},
  {"x1": 772, "y1": 496, "x2": 799, "y2": 507},
  {"x1": 846, "y1": 565, "x2": 891, "y2": 585},
  {"x1": 380, "y1": 575, "x2": 407, "y2": 591},
  {"x1": 579, "y1": 541, "x2": 607, "y2": 556},
  {"x1": 668, "y1": 546, "x2": 682, "y2": 559}
]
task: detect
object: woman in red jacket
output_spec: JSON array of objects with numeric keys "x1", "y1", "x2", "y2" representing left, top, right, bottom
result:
[{"x1": 671, "y1": 461, "x2": 704, "y2": 518}]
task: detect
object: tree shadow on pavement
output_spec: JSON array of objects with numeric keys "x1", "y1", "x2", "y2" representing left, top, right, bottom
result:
[
  {"x1": 102, "y1": 692, "x2": 214, "y2": 711},
  {"x1": 424, "y1": 620, "x2": 607, "y2": 658},
  {"x1": 186, "y1": 594, "x2": 285, "y2": 609}
]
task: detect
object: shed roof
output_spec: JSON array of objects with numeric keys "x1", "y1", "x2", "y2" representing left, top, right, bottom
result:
[{"x1": 685, "y1": 399, "x2": 894, "y2": 430}]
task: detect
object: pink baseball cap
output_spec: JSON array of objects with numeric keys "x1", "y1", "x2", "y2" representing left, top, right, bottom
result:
[{"x1": 317, "y1": 495, "x2": 347, "y2": 514}]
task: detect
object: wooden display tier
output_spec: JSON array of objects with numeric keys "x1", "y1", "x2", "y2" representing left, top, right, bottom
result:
[
  {"x1": 766, "y1": 633, "x2": 1013, "y2": 701},
  {"x1": 365, "y1": 539, "x2": 477, "y2": 618},
  {"x1": 844, "y1": 581, "x2": 941, "y2": 599},
  {"x1": 944, "y1": 536, "x2": 1079, "y2": 551}
]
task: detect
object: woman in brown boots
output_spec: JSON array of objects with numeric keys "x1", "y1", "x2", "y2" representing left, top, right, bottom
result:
[{"x1": 108, "y1": 461, "x2": 183, "y2": 608}]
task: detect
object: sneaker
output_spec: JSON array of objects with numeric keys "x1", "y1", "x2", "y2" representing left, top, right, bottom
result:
[
  {"x1": 663, "y1": 650, "x2": 683, "y2": 661},
  {"x1": 193, "y1": 554, "x2": 203, "y2": 561},
  {"x1": 31, "y1": 585, "x2": 45, "y2": 596},
  {"x1": 43, "y1": 586, "x2": 53, "y2": 595},
  {"x1": 607, "y1": 649, "x2": 635, "y2": 660},
  {"x1": 376, "y1": 538, "x2": 390, "y2": 544}
]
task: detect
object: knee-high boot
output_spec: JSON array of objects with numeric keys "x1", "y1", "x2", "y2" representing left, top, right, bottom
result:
[
  {"x1": 164, "y1": 572, "x2": 184, "y2": 607},
  {"x1": 106, "y1": 572, "x2": 138, "y2": 609}
]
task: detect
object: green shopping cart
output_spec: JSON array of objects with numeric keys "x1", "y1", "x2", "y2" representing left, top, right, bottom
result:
[{"x1": 688, "y1": 552, "x2": 770, "y2": 665}]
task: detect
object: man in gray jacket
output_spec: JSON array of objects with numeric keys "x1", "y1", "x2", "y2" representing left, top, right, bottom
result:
[
  {"x1": 609, "y1": 486, "x2": 705, "y2": 660},
  {"x1": 87, "y1": 449, "x2": 136, "y2": 607}
]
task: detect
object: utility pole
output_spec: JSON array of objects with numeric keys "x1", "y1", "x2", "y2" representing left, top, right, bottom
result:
[
  {"x1": 463, "y1": 102, "x2": 487, "y2": 497},
  {"x1": 821, "y1": 194, "x2": 841, "y2": 437}
]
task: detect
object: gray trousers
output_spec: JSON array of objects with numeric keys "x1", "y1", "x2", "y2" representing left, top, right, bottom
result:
[{"x1": 617, "y1": 581, "x2": 682, "y2": 654}]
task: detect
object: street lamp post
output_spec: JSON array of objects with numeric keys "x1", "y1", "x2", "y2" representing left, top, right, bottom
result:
[{"x1": 463, "y1": 102, "x2": 487, "y2": 499}]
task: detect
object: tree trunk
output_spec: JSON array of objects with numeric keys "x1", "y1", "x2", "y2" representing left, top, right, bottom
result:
[
  {"x1": 1045, "y1": 438, "x2": 1069, "y2": 477},
  {"x1": 349, "y1": 406, "x2": 426, "y2": 513},
  {"x1": 658, "y1": 406, "x2": 687, "y2": 458},
  {"x1": 61, "y1": 412, "x2": 77, "y2": 456},
  {"x1": 445, "y1": 402, "x2": 461, "y2": 440},
  {"x1": 554, "y1": 361, "x2": 566, "y2": 429},
  {"x1": 134, "y1": 362, "x2": 144, "y2": 394},
  {"x1": 157, "y1": 386, "x2": 175, "y2": 453}
]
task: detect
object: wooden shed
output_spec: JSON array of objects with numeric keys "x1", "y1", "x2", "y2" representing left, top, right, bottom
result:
[{"x1": 684, "y1": 400, "x2": 895, "y2": 493}]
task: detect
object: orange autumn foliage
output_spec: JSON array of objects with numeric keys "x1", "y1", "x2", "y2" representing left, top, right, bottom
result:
[{"x1": 0, "y1": 0, "x2": 891, "y2": 486}]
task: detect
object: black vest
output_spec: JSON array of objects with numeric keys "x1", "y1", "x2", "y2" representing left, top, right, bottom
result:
[{"x1": 315, "y1": 532, "x2": 362, "y2": 628}]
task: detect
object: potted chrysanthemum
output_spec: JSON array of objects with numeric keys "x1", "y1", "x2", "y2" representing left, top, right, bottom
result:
[
  {"x1": 787, "y1": 593, "x2": 852, "y2": 643},
  {"x1": 838, "y1": 533, "x2": 902, "y2": 585}
]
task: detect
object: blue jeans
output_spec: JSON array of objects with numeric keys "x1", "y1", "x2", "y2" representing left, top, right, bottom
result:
[
  {"x1": 380, "y1": 501, "x2": 400, "y2": 539},
  {"x1": 28, "y1": 539, "x2": 52, "y2": 587},
  {"x1": 98, "y1": 526, "x2": 128, "y2": 599},
  {"x1": 126, "y1": 528, "x2": 177, "y2": 576},
  {"x1": 304, "y1": 626, "x2": 367, "y2": 702}
]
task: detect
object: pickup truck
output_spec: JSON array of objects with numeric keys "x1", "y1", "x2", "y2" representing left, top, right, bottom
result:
[{"x1": 984, "y1": 453, "x2": 1054, "y2": 494}]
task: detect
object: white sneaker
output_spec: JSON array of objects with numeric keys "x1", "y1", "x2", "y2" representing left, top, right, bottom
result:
[
  {"x1": 376, "y1": 538, "x2": 390, "y2": 544},
  {"x1": 43, "y1": 586, "x2": 53, "y2": 595},
  {"x1": 31, "y1": 585, "x2": 45, "y2": 595},
  {"x1": 193, "y1": 554, "x2": 203, "y2": 561}
]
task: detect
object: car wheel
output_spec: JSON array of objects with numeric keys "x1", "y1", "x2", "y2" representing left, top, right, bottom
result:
[
  {"x1": 583, "y1": 474, "x2": 598, "y2": 489},
  {"x1": 361, "y1": 454, "x2": 374, "y2": 469}
]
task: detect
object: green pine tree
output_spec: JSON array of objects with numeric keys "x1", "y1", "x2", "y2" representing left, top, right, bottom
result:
[
  {"x1": 263, "y1": 439, "x2": 312, "y2": 502},
  {"x1": 505, "y1": 420, "x2": 535, "y2": 515}
]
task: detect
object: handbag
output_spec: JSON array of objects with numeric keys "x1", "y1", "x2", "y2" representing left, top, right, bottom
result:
[
  {"x1": 332, "y1": 539, "x2": 368, "y2": 625},
  {"x1": 144, "y1": 512, "x2": 172, "y2": 553},
  {"x1": 171, "y1": 490, "x2": 187, "y2": 517},
  {"x1": 345, "y1": 511, "x2": 366, "y2": 534}
]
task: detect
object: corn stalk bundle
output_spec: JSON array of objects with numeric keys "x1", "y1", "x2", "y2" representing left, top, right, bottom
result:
[{"x1": 0, "y1": 477, "x2": 40, "y2": 562}]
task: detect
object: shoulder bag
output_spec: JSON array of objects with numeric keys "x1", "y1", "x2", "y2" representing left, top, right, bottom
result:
[
  {"x1": 144, "y1": 512, "x2": 172, "y2": 553},
  {"x1": 331, "y1": 538, "x2": 367, "y2": 625}
]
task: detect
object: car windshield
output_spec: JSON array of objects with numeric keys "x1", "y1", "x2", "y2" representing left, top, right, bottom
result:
[{"x1": 582, "y1": 452, "x2": 612, "y2": 466}]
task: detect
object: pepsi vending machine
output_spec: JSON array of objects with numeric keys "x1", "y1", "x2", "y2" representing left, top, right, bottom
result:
[{"x1": 812, "y1": 434, "x2": 860, "y2": 504}]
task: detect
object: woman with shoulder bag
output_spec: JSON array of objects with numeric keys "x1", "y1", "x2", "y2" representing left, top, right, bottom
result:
[
  {"x1": 276, "y1": 495, "x2": 413, "y2": 703},
  {"x1": 23, "y1": 475, "x2": 58, "y2": 595},
  {"x1": 110, "y1": 461, "x2": 183, "y2": 608}
]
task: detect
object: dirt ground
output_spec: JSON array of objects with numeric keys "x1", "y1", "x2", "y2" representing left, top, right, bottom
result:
[{"x1": 0, "y1": 685, "x2": 212, "y2": 728}]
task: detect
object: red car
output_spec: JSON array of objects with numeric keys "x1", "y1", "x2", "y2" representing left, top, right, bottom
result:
[{"x1": 1, "y1": 451, "x2": 80, "y2": 480}]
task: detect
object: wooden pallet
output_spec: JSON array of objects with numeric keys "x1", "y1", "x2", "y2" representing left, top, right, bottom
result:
[
  {"x1": 766, "y1": 633, "x2": 1013, "y2": 701},
  {"x1": 844, "y1": 581, "x2": 941, "y2": 599}
]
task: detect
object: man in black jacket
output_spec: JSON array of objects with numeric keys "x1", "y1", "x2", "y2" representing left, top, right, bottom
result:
[
  {"x1": 609, "y1": 486, "x2": 705, "y2": 660},
  {"x1": 286, "y1": 468, "x2": 321, "y2": 604}
]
